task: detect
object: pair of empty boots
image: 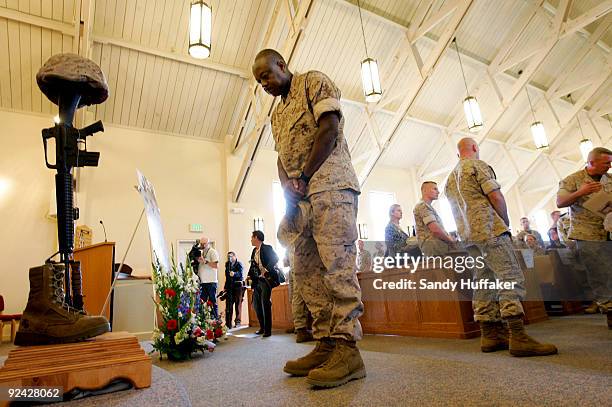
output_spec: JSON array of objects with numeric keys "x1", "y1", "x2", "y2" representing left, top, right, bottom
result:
[
  {"x1": 480, "y1": 318, "x2": 557, "y2": 356},
  {"x1": 14, "y1": 263, "x2": 110, "y2": 346},
  {"x1": 283, "y1": 337, "x2": 366, "y2": 388}
]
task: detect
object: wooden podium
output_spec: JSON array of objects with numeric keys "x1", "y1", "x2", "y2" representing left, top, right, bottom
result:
[{"x1": 73, "y1": 242, "x2": 115, "y2": 320}]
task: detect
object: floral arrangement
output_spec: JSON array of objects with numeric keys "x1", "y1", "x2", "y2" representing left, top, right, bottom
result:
[{"x1": 150, "y1": 255, "x2": 227, "y2": 360}]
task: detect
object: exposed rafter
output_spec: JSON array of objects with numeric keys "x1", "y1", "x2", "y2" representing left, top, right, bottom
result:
[
  {"x1": 231, "y1": 0, "x2": 314, "y2": 202},
  {"x1": 357, "y1": 0, "x2": 475, "y2": 186},
  {"x1": 92, "y1": 35, "x2": 250, "y2": 79},
  {"x1": 0, "y1": 7, "x2": 74, "y2": 35}
]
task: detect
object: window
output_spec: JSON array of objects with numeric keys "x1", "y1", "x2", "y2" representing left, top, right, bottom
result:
[
  {"x1": 368, "y1": 191, "x2": 396, "y2": 241},
  {"x1": 272, "y1": 182, "x2": 287, "y2": 263},
  {"x1": 532, "y1": 209, "x2": 550, "y2": 242},
  {"x1": 438, "y1": 198, "x2": 457, "y2": 233}
]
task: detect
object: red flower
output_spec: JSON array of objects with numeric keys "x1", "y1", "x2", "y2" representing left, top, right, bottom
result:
[
  {"x1": 206, "y1": 329, "x2": 214, "y2": 340},
  {"x1": 164, "y1": 288, "x2": 176, "y2": 298},
  {"x1": 214, "y1": 328, "x2": 223, "y2": 338},
  {"x1": 193, "y1": 327, "x2": 202, "y2": 337},
  {"x1": 206, "y1": 300, "x2": 213, "y2": 307},
  {"x1": 166, "y1": 319, "x2": 178, "y2": 331}
]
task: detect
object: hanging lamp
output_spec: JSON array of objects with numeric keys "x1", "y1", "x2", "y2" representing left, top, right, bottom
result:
[
  {"x1": 189, "y1": 1, "x2": 212, "y2": 59},
  {"x1": 569, "y1": 94, "x2": 592, "y2": 162},
  {"x1": 453, "y1": 38, "x2": 483, "y2": 133},
  {"x1": 525, "y1": 87, "x2": 548, "y2": 149},
  {"x1": 357, "y1": 0, "x2": 382, "y2": 103}
]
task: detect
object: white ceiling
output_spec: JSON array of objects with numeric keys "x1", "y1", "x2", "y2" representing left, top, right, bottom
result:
[{"x1": 0, "y1": 0, "x2": 611, "y2": 211}]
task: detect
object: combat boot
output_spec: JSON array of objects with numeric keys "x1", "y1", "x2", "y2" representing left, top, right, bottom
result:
[
  {"x1": 283, "y1": 338, "x2": 335, "y2": 376},
  {"x1": 479, "y1": 321, "x2": 509, "y2": 352},
  {"x1": 14, "y1": 264, "x2": 110, "y2": 346},
  {"x1": 306, "y1": 339, "x2": 366, "y2": 388},
  {"x1": 584, "y1": 302, "x2": 598, "y2": 314},
  {"x1": 506, "y1": 317, "x2": 557, "y2": 357},
  {"x1": 295, "y1": 328, "x2": 314, "y2": 343}
]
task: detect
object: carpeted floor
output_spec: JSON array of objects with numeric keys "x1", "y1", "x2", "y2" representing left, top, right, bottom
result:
[{"x1": 1, "y1": 315, "x2": 611, "y2": 406}]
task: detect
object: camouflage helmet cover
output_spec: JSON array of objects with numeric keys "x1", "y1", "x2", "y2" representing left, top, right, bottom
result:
[{"x1": 36, "y1": 53, "x2": 109, "y2": 107}]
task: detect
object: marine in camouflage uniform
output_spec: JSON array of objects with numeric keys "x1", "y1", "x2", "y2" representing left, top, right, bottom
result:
[
  {"x1": 413, "y1": 181, "x2": 455, "y2": 256},
  {"x1": 253, "y1": 49, "x2": 365, "y2": 387},
  {"x1": 557, "y1": 147, "x2": 612, "y2": 313},
  {"x1": 445, "y1": 138, "x2": 557, "y2": 356}
]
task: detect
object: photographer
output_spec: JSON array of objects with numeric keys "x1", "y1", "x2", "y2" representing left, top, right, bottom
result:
[
  {"x1": 248, "y1": 230, "x2": 280, "y2": 338},
  {"x1": 224, "y1": 251, "x2": 244, "y2": 329},
  {"x1": 194, "y1": 236, "x2": 219, "y2": 319}
]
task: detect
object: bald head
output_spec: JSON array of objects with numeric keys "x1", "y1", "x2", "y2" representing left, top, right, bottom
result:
[
  {"x1": 199, "y1": 236, "x2": 209, "y2": 247},
  {"x1": 252, "y1": 49, "x2": 291, "y2": 97},
  {"x1": 254, "y1": 49, "x2": 286, "y2": 65},
  {"x1": 457, "y1": 137, "x2": 479, "y2": 159}
]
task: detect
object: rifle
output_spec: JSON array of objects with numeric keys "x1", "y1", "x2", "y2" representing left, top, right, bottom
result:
[{"x1": 41, "y1": 93, "x2": 103, "y2": 308}]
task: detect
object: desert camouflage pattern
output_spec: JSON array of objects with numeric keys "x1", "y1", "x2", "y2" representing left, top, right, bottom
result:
[
  {"x1": 516, "y1": 229, "x2": 545, "y2": 247},
  {"x1": 444, "y1": 158, "x2": 509, "y2": 242},
  {"x1": 467, "y1": 235, "x2": 526, "y2": 321},
  {"x1": 285, "y1": 258, "x2": 310, "y2": 330},
  {"x1": 557, "y1": 169, "x2": 612, "y2": 241},
  {"x1": 356, "y1": 249, "x2": 373, "y2": 273},
  {"x1": 37, "y1": 53, "x2": 109, "y2": 107},
  {"x1": 575, "y1": 240, "x2": 612, "y2": 309},
  {"x1": 413, "y1": 200, "x2": 450, "y2": 255},
  {"x1": 278, "y1": 190, "x2": 363, "y2": 341},
  {"x1": 445, "y1": 159, "x2": 525, "y2": 321},
  {"x1": 271, "y1": 71, "x2": 359, "y2": 197}
]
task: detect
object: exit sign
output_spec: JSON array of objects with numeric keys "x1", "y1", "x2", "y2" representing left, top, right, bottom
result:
[{"x1": 189, "y1": 223, "x2": 203, "y2": 233}]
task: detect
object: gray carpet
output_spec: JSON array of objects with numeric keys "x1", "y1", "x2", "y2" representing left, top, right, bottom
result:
[{"x1": 1, "y1": 315, "x2": 611, "y2": 406}]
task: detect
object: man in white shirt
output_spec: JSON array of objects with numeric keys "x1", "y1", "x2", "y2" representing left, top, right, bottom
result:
[{"x1": 197, "y1": 236, "x2": 219, "y2": 319}]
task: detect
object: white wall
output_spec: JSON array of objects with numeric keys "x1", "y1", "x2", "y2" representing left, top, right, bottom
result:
[{"x1": 0, "y1": 109, "x2": 228, "y2": 314}]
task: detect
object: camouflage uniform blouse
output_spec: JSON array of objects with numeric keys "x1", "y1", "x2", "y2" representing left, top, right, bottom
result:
[
  {"x1": 413, "y1": 200, "x2": 444, "y2": 246},
  {"x1": 444, "y1": 158, "x2": 509, "y2": 242},
  {"x1": 271, "y1": 71, "x2": 359, "y2": 196},
  {"x1": 557, "y1": 168, "x2": 611, "y2": 241}
]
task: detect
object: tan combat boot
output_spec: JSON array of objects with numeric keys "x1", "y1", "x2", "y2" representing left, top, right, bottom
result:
[
  {"x1": 295, "y1": 328, "x2": 314, "y2": 343},
  {"x1": 14, "y1": 264, "x2": 110, "y2": 346},
  {"x1": 479, "y1": 321, "x2": 509, "y2": 352},
  {"x1": 283, "y1": 338, "x2": 335, "y2": 376},
  {"x1": 306, "y1": 339, "x2": 366, "y2": 388},
  {"x1": 506, "y1": 317, "x2": 557, "y2": 357},
  {"x1": 584, "y1": 302, "x2": 599, "y2": 314}
]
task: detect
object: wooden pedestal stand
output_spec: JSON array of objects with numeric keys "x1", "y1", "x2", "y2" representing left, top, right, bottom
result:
[{"x1": 0, "y1": 332, "x2": 151, "y2": 406}]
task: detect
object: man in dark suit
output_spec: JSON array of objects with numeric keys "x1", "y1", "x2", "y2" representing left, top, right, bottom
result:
[
  {"x1": 224, "y1": 251, "x2": 244, "y2": 329},
  {"x1": 248, "y1": 230, "x2": 280, "y2": 338}
]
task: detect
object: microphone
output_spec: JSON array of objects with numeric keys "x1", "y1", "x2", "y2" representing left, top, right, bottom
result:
[{"x1": 99, "y1": 220, "x2": 107, "y2": 242}]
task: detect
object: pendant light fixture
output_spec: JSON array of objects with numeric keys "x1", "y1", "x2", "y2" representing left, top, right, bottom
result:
[
  {"x1": 453, "y1": 38, "x2": 483, "y2": 133},
  {"x1": 189, "y1": 1, "x2": 212, "y2": 59},
  {"x1": 357, "y1": 0, "x2": 382, "y2": 103},
  {"x1": 569, "y1": 94, "x2": 592, "y2": 162},
  {"x1": 525, "y1": 87, "x2": 548, "y2": 149}
]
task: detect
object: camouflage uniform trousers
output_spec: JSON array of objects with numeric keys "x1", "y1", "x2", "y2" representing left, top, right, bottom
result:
[
  {"x1": 286, "y1": 257, "x2": 310, "y2": 330},
  {"x1": 576, "y1": 240, "x2": 612, "y2": 309},
  {"x1": 278, "y1": 189, "x2": 363, "y2": 341},
  {"x1": 465, "y1": 234, "x2": 526, "y2": 322}
]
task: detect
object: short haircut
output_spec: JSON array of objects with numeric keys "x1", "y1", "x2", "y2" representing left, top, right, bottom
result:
[
  {"x1": 227, "y1": 251, "x2": 236, "y2": 256},
  {"x1": 588, "y1": 146, "x2": 612, "y2": 161},
  {"x1": 420, "y1": 181, "x2": 437, "y2": 192},
  {"x1": 520, "y1": 217, "x2": 528, "y2": 221},
  {"x1": 254, "y1": 49, "x2": 286, "y2": 65},
  {"x1": 252, "y1": 230, "x2": 265, "y2": 242},
  {"x1": 389, "y1": 204, "x2": 401, "y2": 217}
]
